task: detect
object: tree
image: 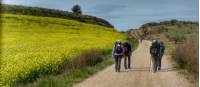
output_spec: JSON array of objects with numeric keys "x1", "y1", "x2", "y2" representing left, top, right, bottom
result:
[
  {"x1": 170, "y1": 19, "x2": 178, "y2": 25},
  {"x1": 71, "y1": 4, "x2": 82, "y2": 14}
]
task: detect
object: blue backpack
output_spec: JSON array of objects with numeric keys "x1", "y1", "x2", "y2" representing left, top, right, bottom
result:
[{"x1": 115, "y1": 43, "x2": 123, "y2": 54}]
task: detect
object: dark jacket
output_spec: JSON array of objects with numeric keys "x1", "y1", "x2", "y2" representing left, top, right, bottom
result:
[{"x1": 150, "y1": 42, "x2": 160, "y2": 57}]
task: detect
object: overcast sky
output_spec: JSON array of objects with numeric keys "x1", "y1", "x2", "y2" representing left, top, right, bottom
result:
[{"x1": 2, "y1": 0, "x2": 199, "y2": 31}]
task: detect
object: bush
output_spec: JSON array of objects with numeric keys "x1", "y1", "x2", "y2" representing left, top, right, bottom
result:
[
  {"x1": 72, "y1": 49, "x2": 105, "y2": 68},
  {"x1": 172, "y1": 39, "x2": 198, "y2": 74},
  {"x1": 165, "y1": 29, "x2": 186, "y2": 43},
  {"x1": 126, "y1": 38, "x2": 139, "y2": 50}
]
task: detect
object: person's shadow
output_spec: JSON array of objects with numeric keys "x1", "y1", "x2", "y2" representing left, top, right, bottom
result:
[{"x1": 120, "y1": 67, "x2": 178, "y2": 72}]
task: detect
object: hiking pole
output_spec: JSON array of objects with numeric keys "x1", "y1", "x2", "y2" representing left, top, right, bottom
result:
[{"x1": 149, "y1": 56, "x2": 151, "y2": 72}]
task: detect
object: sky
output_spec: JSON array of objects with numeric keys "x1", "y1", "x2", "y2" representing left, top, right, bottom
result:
[{"x1": 2, "y1": 0, "x2": 199, "y2": 31}]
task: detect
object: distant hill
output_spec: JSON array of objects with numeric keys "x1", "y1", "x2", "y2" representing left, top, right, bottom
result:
[
  {"x1": 127, "y1": 20, "x2": 198, "y2": 41},
  {"x1": 1, "y1": 4, "x2": 114, "y2": 28},
  {"x1": 127, "y1": 28, "x2": 144, "y2": 39}
]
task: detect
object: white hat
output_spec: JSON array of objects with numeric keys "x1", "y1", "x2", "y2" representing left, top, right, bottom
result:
[
  {"x1": 116, "y1": 40, "x2": 120, "y2": 42},
  {"x1": 152, "y1": 40, "x2": 156, "y2": 43}
]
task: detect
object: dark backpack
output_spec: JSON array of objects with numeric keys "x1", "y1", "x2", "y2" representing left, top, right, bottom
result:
[
  {"x1": 124, "y1": 47, "x2": 129, "y2": 54},
  {"x1": 115, "y1": 43, "x2": 123, "y2": 54},
  {"x1": 151, "y1": 47, "x2": 158, "y2": 55},
  {"x1": 123, "y1": 43, "x2": 130, "y2": 54},
  {"x1": 151, "y1": 42, "x2": 160, "y2": 56},
  {"x1": 159, "y1": 43, "x2": 165, "y2": 54}
]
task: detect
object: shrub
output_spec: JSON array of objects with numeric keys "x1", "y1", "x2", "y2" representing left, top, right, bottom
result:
[
  {"x1": 165, "y1": 30, "x2": 186, "y2": 43},
  {"x1": 126, "y1": 38, "x2": 139, "y2": 50},
  {"x1": 172, "y1": 39, "x2": 198, "y2": 74}
]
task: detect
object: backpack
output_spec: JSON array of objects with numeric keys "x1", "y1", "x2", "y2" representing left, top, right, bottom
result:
[
  {"x1": 123, "y1": 43, "x2": 130, "y2": 54},
  {"x1": 124, "y1": 47, "x2": 129, "y2": 54},
  {"x1": 151, "y1": 42, "x2": 159, "y2": 56},
  {"x1": 159, "y1": 44, "x2": 165, "y2": 54},
  {"x1": 151, "y1": 47, "x2": 158, "y2": 55},
  {"x1": 115, "y1": 43, "x2": 123, "y2": 54}
]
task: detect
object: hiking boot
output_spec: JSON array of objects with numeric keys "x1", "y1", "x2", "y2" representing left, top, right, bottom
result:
[
  {"x1": 118, "y1": 69, "x2": 121, "y2": 72},
  {"x1": 115, "y1": 69, "x2": 118, "y2": 72},
  {"x1": 153, "y1": 67, "x2": 157, "y2": 73},
  {"x1": 158, "y1": 67, "x2": 161, "y2": 71}
]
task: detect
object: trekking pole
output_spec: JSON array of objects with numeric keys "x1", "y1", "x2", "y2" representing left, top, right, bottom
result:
[{"x1": 149, "y1": 56, "x2": 151, "y2": 72}]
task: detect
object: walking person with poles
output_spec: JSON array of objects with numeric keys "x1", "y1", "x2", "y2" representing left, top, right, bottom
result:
[
  {"x1": 123, "y1": 40, "x2": 132, "y2": 69},
  {"x1": 150, "y1": 40, "x2": 160, "y2": 72},
  {"x1": 112, "y1": 40, "x2": 124, "y2": 72}
]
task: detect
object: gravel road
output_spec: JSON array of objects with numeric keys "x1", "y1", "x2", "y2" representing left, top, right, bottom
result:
[{"x1": 74, "y1": 40, "x2": 195, "y2": 87}]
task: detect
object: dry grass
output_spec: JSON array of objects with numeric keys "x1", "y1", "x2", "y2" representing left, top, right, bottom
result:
[
  {"x1": 172, "y1": 39, "x2": 198, "y2": 74},
  {"x1": 63, "y1": 49, "x2": 106, "y2": 69}
]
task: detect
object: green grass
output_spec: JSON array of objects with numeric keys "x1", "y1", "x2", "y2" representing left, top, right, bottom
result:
[{"x1": 1, "y1": 14, "x2": 126, "y2": 86}]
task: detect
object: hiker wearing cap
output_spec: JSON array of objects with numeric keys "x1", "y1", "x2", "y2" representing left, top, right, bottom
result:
[
  {"x1": 112, "y1": 40, "x2": 124, "y2": 72},
  {"x1": 123, "y1": 40, "x2": 132, "y2": 69},
  {"x1": 150, "y1": 40, "x2": 160, "y2": 72}
]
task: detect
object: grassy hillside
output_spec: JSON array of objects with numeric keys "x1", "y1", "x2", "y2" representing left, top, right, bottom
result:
[
  {"x1": 140, "y1": 20, "x2": 198, "y2": 41},
  {"x1": 1, "y1": 4, "x2": 114, "y2": 28},
  {"x1": 1, "y1": 14, "x2": 126, "y2": 86}
]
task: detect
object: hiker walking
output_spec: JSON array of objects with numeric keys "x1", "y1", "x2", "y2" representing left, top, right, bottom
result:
[
  {"x1": 150, "y1": 40, "x2": 160, "y2": 72},
  {"x1": 123, "y1": 40, "x2": 132, "y2": 69},
  {"x1": 158, "y1": 42, "x2": 165, "y2": 70},
  {"x1": 140, "y1": 36, "x2": 143, "y2": 43},
  {"x1": 140, "y1": 39, "x2": 143, "y2": 43},
  {"x1": 112, "y1": 40, "x2": 124, "y2": 72}
]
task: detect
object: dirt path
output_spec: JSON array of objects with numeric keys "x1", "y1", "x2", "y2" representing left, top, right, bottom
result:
[{"x1": 74, "y1": 40, "x2": 195, "y2": 87}]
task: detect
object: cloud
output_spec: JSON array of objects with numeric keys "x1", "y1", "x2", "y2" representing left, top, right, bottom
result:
[{"x1": 86, "y1": 4, "x2": 127, "y2": 16}]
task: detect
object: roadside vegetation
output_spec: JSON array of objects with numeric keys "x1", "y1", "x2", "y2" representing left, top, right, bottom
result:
[
  {"x1": 15, "y1": 38, "x2": 139, "y2": 87},
  {"x1": 1, "y1": 13, "x2": 126, "y2": 87},
  {"x1": 172, "y1": 39, "x2": 198, "y2": 74},
  {"x1": 14, "y1": 49, "x2": 114, "y2": 87},
  {"x1": 127, "y1": 37, "x2": 139, "y2": 51}
]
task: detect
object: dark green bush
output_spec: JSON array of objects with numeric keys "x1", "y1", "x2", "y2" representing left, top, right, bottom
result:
[{"x1": 71, "y1": 4, "x2": 82, "y2": 14}]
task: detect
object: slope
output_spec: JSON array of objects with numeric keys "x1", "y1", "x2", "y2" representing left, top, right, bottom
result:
[{"x1": 1, "y1": 13, "x2": 126, "y2": 86}]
